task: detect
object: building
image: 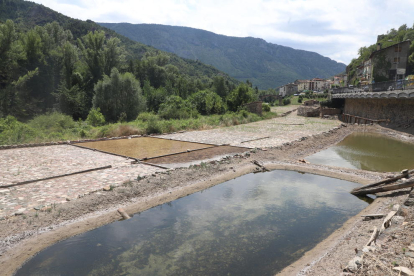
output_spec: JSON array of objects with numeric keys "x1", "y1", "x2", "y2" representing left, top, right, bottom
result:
[
  {"x1": 279, "y1": 83, "x2": 298, "y2": 97},
  {"x1": 309, "y1": 78, "x2": 326, "y2": 91},
  {"x1": 361, "y1": 41, "x2": 411, "y2": 83},
  {"x1": 294, "y1": 80, "x2": 309, "y2": 92}
]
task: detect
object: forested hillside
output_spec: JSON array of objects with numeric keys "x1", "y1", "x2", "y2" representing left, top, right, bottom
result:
[
  {"x1": 0, "y1": 0, "x2": 245, "y2": 122},
  {"x1": 99, "y1": 23, "x2": 346, "y2": 89}
]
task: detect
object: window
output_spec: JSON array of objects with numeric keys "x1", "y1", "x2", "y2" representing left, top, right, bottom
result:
[
  {"x1": 394, "y1": 57, "x2": 400, "y2": 63},
  {"x1": 395, "y1": 46, "x2": 402, "y2": 52}
]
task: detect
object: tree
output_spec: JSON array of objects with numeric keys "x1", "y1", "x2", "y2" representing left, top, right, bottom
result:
[
  {"x1": 189, "y1": 89, "x2": 226, "y2": 115},
  {"x1": 227, "y1": 83, "x2": 256, "y2": 111},
  {"x1": 93, "y1": 68, "x2": 145, "y2": 122},
  {"x1": 158, "y1": 95, "x2": 199, "y2": 119}
]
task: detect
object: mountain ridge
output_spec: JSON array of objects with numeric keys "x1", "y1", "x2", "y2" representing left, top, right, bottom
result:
[{"x1": 99, "y1": 22, "x2": 346, "y2": 89}]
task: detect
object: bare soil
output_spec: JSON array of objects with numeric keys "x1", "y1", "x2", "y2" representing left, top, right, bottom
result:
[{"x1": 1, "y1": 123, "x2": 414, "y2": 276}]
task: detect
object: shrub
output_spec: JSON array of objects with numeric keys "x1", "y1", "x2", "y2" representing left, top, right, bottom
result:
[
  {"x1": 0, "y1": 116, "x2": 38, "y2": 145},
  {"x1": 146, "y1": 116, "x2": 162, "y2": 134},
  {"x1": 136, "y1": 112, "x2": 159, "y2": 122},
  {"x1": 28, "y1": 112, "x2": 76, "y2": 133},
  {"x1": 262, "y1": 103, "x2": 271, "y2": 112},
  {"x1": 86, "y1": 108, "x2": 105, "y2": 127},
  {"x1": 158, "y1": 95, "x2": 199, "y2": 120},
  {"x1": 283, "y1": 98, "x2": 291, "y2": 105}
]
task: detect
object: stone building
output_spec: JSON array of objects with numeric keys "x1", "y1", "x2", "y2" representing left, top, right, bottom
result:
[{"x1": 368, "y1": 41, "x2": 411, "y2": 82}]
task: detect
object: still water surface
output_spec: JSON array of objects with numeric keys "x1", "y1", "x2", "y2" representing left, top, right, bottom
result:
[
  {"x1": 306, "y1": 132, "x2": 414, "y2": 172},
  {"x1": 16, "y1": 170, "x2": 369, "y2": 276}
]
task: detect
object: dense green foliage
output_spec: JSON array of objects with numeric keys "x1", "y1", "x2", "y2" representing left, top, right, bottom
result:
[
  {"x1": 99, "y1": 23, "x2": 346, "y2": 89},
  {"x1": 0, "y1": 0, "x2": 281, "y2": 146},
  {"x1": 0, "y1": 0, "x2": 242, "y2": 121},
  {"x1": 347, "y1": 24, "x2": 414, "y2": 84}
]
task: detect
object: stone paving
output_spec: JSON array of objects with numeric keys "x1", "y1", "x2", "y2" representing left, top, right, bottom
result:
[
  {"x1": 0, "y1": 106, "x2": 341, "y2": 218},
  {"x1": 0, "y1": 146, "x2": 163, "y2": 217},
  {"x1": 159, "y1": 109, "x2": 340, "y2": 148},
  {"x1": 0, "y1": 145, "x2": 132, "y2": 186}
]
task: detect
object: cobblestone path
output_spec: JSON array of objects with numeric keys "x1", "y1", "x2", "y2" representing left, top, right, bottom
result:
[
  {"x1": 160, "y1": 109, "x2": 340, "y2": 148},
  {"x1": 0, "y1": 145, "x2": 162, "y2": 218}
]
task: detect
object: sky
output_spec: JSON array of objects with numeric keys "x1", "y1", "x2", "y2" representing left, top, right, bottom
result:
[{"x1": 31, "y1": 0, "x2": 414, "y2": 65}]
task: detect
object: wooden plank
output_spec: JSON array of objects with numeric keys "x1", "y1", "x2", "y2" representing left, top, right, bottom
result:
[
  {"x1": 351, "y1": 169, "x2": 413, "y2": 195},
  {"x1": 361, "y1": 214, "x2": 385, "y2": 218},
  {"x1": 351, "y1": 179, "x2": 414, "y2": 196}
]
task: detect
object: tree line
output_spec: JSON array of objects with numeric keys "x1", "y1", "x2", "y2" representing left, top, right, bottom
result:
[{"x1": 0, "y1": 20, "x2": 261, "y2": 123}]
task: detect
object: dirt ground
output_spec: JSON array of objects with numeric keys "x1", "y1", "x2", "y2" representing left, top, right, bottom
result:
[{"x1": 1, "y1": 115, "x2": 414, "y2": 275}]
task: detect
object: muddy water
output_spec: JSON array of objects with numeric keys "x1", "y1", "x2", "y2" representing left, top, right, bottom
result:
[
  {"x1": 16, "y1": 171, "x2": 368, "y2": 276},
  {"x1": 306, "y1": 132, "x2": 414, "y2": 172},
  {"x1": 78, "y1": 137, "x2": 214, "y2": 159}
]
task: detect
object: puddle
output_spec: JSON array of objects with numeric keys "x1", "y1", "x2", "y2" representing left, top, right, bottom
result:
[
  {"x1": 77, "y1": 137, "x2": 214, "y2": 159},
  {"x1": 16, "y1": 170, "x2": 369, "y2": 276},
  {"x1": 306, "y1": 132, "x2": 414, "y2": 172},
  {"x1": 145, "y1": 146, "x2": 249, "y2": 168}
]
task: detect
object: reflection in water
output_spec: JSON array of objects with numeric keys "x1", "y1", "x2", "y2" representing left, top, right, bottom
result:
[
  {"x1": 306, "y1": 132, "x2": 414, "y2": 172},
  {"x1": 79, "y1": 137, "x2": 213, "y2": 159},
  {"x1": 16, "y1": 171, "x2": 368, "y2": 276}
]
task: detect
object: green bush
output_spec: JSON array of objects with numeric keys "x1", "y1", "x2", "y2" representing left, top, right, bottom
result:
[
  {"x1": 158, "y1": 95, "x2": 199, "y2": 120},
  {"x1": 0, "y1": 116, "x2": 39, "y2": 145},
  {"x1": 283, "y1": 98, "x2": 291, "y2": 105},
  {"x1": 28, "y1": 112, "x2": 76, "y2": 133},
  {"x1": 86, "y1": 108, "x2": 105, "y2": 127},
  {"x1": 146, "y1": 116, "x2": 162, "y2": 134},
  {"x1": 136, "y1": 112, "x2": 159, "y2": 122},
  {"x1": 262, "y1": 103, "x2": 271, "y2": 112}
]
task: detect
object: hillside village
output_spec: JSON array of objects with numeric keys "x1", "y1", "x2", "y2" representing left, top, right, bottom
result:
[
  {"x1": 278, "y1": 75, "x2": 347, "y2": 97},
  {"x1": 279, "y1": 38, "x2": 413, "y2": 97}
]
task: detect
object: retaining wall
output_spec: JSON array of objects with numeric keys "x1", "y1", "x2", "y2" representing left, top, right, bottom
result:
[
  {"x1": 321, "y1": 108, "x2": 342, "y2": 116},
  {"x1": 243, "y1": 101, "x2": 263, "y2": 116},
  {"x1": 344, "y1": 98, "x2": 414, "y2": 125}
]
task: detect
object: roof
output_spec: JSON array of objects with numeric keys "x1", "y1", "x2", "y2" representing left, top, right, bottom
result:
[{"x1": 369, "y1": 40, "x2": 411, "y2": 59}]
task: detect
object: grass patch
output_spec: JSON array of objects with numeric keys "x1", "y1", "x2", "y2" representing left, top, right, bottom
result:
[{"x1": 0, "y1": 110, "x2": 278, "y2": 145}]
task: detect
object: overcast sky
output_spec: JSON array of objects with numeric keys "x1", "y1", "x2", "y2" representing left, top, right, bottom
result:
[{"x1": 31, "y1": 0, "x2": 414, "y2": 64}]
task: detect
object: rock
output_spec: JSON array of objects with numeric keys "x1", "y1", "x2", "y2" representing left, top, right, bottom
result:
[
  {"x1": 391, "y1": 215, "x2": 405, "y2": 225},
  {"x1": 401, "y1": 169, "x2": 409, "y2": 175},
  {"x1": 406, "y1": 252, "x2": 414, "y2": 258},
  {"x1": 103, "y1": 186, "x2": 111, "y2": 191},
  {"x1": 15, "y1": 208, "x2": 26, "y2": 215},
  {"x1": 393, "y1": 266, "x2": 414, "y2": 275},
  {"x1": 362, "y1": 246, "x2": 376, "y2": 253},
  {"x1": 66, "y1": 198, "x2": 71, "y2": 201},
  {"x1": 34, "y1": 205, "x2": 43, "y2": 210},
  {"x1": 347, "y1": 256, "x2": 362, "y2": 272}
]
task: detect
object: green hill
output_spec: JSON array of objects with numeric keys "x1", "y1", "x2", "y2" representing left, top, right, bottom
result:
[
  {"x1": 99, "y1": 23, "x2": 346, "y2": 89},
  {"x1": 0, "y1": 0, "x2": 236, "y2": 83},
  {"x1": 0, "y1": 0, "x2": 240, "y2": 121}
]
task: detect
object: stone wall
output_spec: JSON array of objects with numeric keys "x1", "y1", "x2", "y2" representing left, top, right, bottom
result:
[
  {"x1": 243, "y1": 101, "x2": 263, "y2": 116},
  {"x1": 321, "y1": 107, "x2": 342, "y2": 116},
  {"x1": 344, "y1": 98, "x2": 414, "y2": 125},
  {"x1": 297, "y1": 106, "x2": 320, "y2": 117}
]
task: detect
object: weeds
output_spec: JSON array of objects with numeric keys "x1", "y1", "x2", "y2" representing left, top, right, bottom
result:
[{"x1": 0, "y1": 110, "x2": 274, "y2": 146}]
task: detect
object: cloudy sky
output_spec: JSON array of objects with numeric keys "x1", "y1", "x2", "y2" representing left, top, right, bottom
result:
[{"x1": 31, "y1": 0, "x2": 414, "y2": 64}]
